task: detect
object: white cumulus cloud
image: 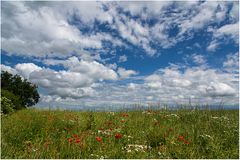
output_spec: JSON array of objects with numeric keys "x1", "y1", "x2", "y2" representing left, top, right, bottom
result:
[
  {"x1": 15, "y1": 63, "x2": 42, "y2": 79},
  {"x1": 117, "y1": 67, "x2": 138, "y2": 79}
]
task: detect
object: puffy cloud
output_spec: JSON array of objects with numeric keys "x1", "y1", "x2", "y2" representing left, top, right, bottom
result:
[
  {"x1": 48, "y1": 87, "x2": 96, "y2": 99},
  {"x1": 117, "y1": 67, "x2": 138, "y2": 79},
  {"x1": 178, "y1": 1, "x2": 228, "y2": 33},
  {"x1": 149, "y1": 1, "x2": 232, "y2": 49},
  {"x1": 29, "y1": 60, "x2": 118, "y2": 98},
  {"x1": 30, "y1": 69, "x2": 93, "y2": 89},
  {"x1": 223, "y1": 52, "x2": 239, "y2": 70},
  {"x1": 127, "y1": 83, "x2": 137, "y2": 90},
  {"x1": 147, "y1": 82, "x2": 162, "y2": 90},
  {"x1": 70, "y1": 60, "x2": 118, "y2": 81},
  {"x1": 43, "y1": 56, "x2": 118, "y2": 81},
  {"x1": 65, "y1": 1, "x2": 113, "y2": 24},
  {"x1": 207, "y1": 22, "x2": 239, "y2": 51},
  {"x1": 145, "y1": 74, "x2": 161, "y2": 82},
  {"x1": 43, "y1": 56, "x2": 79, "y2": 67},
  {"x1": 2, "y1": 60, "x2": 119, "y2": 99},
  {"x1": 216, "y1": 23, "x2": 239, "y2": 36},
  {"x1": 1, "y1": 1, "x2": 123, "y2": 58},
  {"x1": 214, "y1": 23, "x2": 239, "y2": 43},
  {"x1": 107, "y1": 6, "x2": 156, "y2": 56},
  {"x1": 1, "y1": 64, "x2": 17, "y2": 75},
  {"x1": 145, "y1": 74, "x2": 162, "y2": 90},
  {"x1": 172, "y1": 79, "x2": 192, "y2": 87},
  {"x1": 223, "y1": 52, "x2": 239, "y2": 80},
  {"x1": 15, "y1": 63, "x2": 42, "y2": 79},
  {"x1": 39, "y1": 94, "x2": 54, "y2": 103},
  {"x1": 143, "y1": 64, "x2": 238, "y2": 104},
  {"x1": 205, "y1": 82, "x2": 235, "y2": 97}
]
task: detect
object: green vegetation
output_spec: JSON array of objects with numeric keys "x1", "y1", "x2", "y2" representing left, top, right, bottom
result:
[
  {"x1": 1, "y1": 89, "x2": 23, "y2": 111},
  {"x1": 1, "y1": 108, "x2": 239, "y2": 159},
  {"x1": 1, "y1": 71, "x2": 40, "y2": 114},
  {"x1": 0, "y1": 97, "x2": 15, "y2": 114}
]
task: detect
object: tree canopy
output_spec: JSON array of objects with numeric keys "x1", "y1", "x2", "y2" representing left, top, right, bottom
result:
[{"x1": 1, "y1": 71, "x2": 40, "y2": 113}]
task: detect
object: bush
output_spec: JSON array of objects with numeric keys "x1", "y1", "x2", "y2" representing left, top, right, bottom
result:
[
  {"x1": 1, "y1": 97, "x2": 15, "y2": 114},
  {"x1": 1, "y1": 89, "x2": 23, "y2": 110}
]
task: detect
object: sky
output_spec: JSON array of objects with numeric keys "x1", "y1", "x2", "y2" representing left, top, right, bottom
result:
[{"x1": 1, "y1": 1, "x2": 239, "y2": 109}]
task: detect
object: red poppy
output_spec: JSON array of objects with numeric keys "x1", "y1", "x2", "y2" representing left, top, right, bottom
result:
[
  {"x1": 110, "y1": 128, "x2": 113, "y2": 131},
  {"x1": 178, "y1": 135, "x2": 184, "y2": 140},
  {"x1": 68, "y1": 137, "x2": 74, "y2": 143},
  {"x1": 178, "y1": 135, "x2": 190, "y2": 145},
  {"x1": 115, "y1": 133, "x2": 122, "y2": 139},
  {"x1": 96, "y1": 136, "x2": 102, "y2": 142},
  {"x1": 75, "y1": 139, "x2": 81, "y2": 143},
  {"x1": 184, "y1": 140, "x2": 190, "y2": 145}
]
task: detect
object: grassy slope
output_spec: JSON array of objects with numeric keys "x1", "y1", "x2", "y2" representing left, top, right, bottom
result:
[{"x1": 1, "y1": 109, "x2": 239, "y2": 159}]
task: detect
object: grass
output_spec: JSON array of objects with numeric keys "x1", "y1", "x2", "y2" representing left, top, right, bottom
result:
[{"x1": 1, "y1": 108, "x2": 239, "y2": 159}]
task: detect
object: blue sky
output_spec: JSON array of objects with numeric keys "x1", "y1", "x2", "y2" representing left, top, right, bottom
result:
[{"x1": 1, "y1": 1, "x2": 239, "y2": 109}]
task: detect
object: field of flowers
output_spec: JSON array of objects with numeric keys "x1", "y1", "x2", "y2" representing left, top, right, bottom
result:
[{"x1": 1, "y1": 108, "x2": 239, "y2": 159}]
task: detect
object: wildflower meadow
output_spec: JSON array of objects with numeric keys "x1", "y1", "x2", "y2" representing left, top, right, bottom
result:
[{"x1": 1, "y1": 108, "x2": 239, "y2": 159}]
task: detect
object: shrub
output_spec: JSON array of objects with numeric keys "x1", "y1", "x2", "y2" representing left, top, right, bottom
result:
[
  {"x1": 1, "y1": 89, "x2": 23, "y2": 110},
  {"x1": 1, "y1": 97, "x2": 15, "y2": 114}
]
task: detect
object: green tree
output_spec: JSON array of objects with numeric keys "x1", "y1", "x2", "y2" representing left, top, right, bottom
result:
[{"x1": 1, "y1": 71, "x2": 40, "y2": 107}]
